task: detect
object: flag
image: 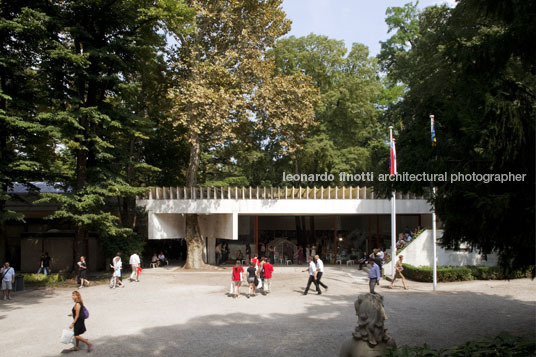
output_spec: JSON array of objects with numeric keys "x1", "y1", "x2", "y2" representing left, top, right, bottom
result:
[
  {"x1": 390, "y1": 139, "x2": 397, "y2": 176},
  {"x1": 430, "y1": 115, "x2": 437, "y2": 146}
]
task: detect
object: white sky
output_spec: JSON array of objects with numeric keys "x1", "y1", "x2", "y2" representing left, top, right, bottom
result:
[{"x1": 281, "y1": 0, "x2": 457, "y2": 56}]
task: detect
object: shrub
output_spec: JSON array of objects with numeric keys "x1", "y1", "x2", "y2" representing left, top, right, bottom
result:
[
  {"x1": 22, "y1": 273, "x2": 66, "y2": 285},
  {"x1": 386, "y1": 333, "x2": 536, "y2": 356},
  {"x1": 401, "y1": 264, "x2": 532, "y2": 282}
]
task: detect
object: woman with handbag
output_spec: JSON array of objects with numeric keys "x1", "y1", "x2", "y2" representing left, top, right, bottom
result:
[
  {"x1": 68, "y1": 291, "x2": 92, "y2": 352},
  {"x1": 389, "y1": 255, "x2": 408, "y2": 290}
]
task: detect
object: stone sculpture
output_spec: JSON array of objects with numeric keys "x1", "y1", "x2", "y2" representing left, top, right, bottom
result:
[{"x1": 339, "y1": 293, "x2": 396, "y2": 357}]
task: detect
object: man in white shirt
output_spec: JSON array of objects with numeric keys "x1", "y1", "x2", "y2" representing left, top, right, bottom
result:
[
  {"x1": 129, "y1": 251, "x2": 141, "y2": 282},
  {"x1": 314, "y1": 255, "x2": 328, "y2": 292},
  {"x1": 302, "y1": 257, "x2": 321, "y2": 295},
  {"x1": 1, "y1": 262, "x2": 15, "y2": 300}
]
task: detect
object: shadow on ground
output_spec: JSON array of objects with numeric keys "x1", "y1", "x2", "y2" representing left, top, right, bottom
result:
[{"x1": 47, "y1": 285, "x2": 536, "y2": 357}]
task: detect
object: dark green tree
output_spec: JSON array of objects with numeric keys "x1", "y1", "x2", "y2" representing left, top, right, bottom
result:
[
  {"x1": 378, "y1": 1, "x2": 535, "y2": 271},
  {"x1": 33, "y1": 0, "x2": 194, "y2": 266}
]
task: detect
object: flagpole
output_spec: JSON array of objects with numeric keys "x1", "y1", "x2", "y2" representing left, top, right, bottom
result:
[
  {"x1": 430, "y1": 115, "x2": 438, "y2": 291},
  {"x1": 389, "y1": 126, "x2": 397, "y2": 280}
]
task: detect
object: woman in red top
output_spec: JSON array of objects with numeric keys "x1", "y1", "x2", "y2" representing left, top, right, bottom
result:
[{"x1": 231, "y1": 260, "x2": 244, "y2": 298}]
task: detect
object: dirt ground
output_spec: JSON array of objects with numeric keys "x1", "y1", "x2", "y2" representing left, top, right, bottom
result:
[{"x1": 0, "y1": 265, "x2": 534, "y2": 356}]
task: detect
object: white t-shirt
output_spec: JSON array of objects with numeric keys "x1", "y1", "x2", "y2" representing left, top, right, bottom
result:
[
  {"x1": 129, "y1": 254, "x2": 140, "y2": 265},
  {"x1": 379, "y1": 251, "x2": 385, "y2": 260},
  {"x1": 158, "y1": 254, "x2": 165, "y2": 261},
  {"x1": 1, "y1": 267, "x2": 15, "y2": 281},
  {"x1": 316, "y1": 259, "x2": 324, "y2": 273},
  {"x1": 308, "y1": 261, "x2": 316, "y2": 276}
]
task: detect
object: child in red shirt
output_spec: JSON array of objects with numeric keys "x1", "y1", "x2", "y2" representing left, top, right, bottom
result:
[
  {"x1": 262, "y1": 258, "x2": 274, "y2": 294},
  {"x1": 231, "y1": 260, "x2": 244, "y2": 298}
]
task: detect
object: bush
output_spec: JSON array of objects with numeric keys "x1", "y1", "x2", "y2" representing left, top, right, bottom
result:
[
  {"x1": 386, "y1": 333, "x2": 536, "y2": 356},
  {"x1": 22, "y1": 273, "x2": 66, "y2": 286},
  {"x1": 401, "y1": 264, "x2": 532, "y2": 282}
]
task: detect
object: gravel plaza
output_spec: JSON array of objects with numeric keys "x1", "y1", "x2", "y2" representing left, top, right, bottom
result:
[{"x1": 1, "y1": 266, "x2": 535, "y2": 357}]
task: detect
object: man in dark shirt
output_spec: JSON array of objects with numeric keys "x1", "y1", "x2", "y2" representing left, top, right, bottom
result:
[{"x1": 37, "y1": 252, "x2": 51, "y2": 275}]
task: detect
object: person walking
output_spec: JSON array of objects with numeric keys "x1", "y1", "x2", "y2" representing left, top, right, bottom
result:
[
  {"x1": 129, "y1": 251, "x2": 141, "y2": 282},
  {"x1": 1, "y1": 262, "x2": 15, "y2": 300},
  {"x1": 314, "y1": 255, "x2": 328, "y2": 291},
  {"x1": 389, "y1": 255, "x2": 408, "y2": 290},
  {"x1": 368, "y1": 260, "x2": 381, "y2": 295},
  {"x1": 262, "y1": 258, "x2": 274, "y2": 295},
  {"x1": 77, "y1": 256, "x2": 90, "y2": 288},
  {"x1": 231, "y1": 260, "x2": 244, "y2": 298},
  {"x1": 302, "y1": 256, "x2": 320, "y2": 295},
  {"x1": 246, "y1": 262, "x2": 258, "y2": 298},
  {"x1": 110, "y1": 253, "x2": 124, "y2": 289},
  {"x1": 68, "y1": 291, "x2": 92, "y2": 352}
]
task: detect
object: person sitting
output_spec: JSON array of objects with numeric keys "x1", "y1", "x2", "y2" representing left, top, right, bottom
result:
[
  {"x1": 405, "y1": 232, "x2": 412, "y2": 242},
  {"x1": 397, "y1": 233, "x2": 406, "y2": 248},
  {"x1": 236, "y1": 250, "x2": 244, "y2": 260},
  {"x1": 157, "y1": 251, "x2": 167, "y2": 267},
  {"x1": 357, "y1": 251, "x2": 368, "y2": 270},
  {"x1": 151, "y1": 253, "x2": 158, "y2": 267}
]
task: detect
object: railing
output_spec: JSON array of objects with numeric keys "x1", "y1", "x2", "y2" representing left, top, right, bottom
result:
[{"x1": 141, "y1": 186, "x2": 425, "y2": 201}]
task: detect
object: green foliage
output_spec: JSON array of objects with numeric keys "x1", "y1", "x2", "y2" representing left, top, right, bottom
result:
[
  {"x1": 376, "y1": 0, "x2": 535, "y2": 271},
  {"x1": 401, "y1": 264, "x2": 532, "y2": 282},
  {"x1": 266, "y1": 34, "x2": 382, "y2": 185},
  {"x1": 22, "y1": 273, "x2": 65, "y2": 286},
  {"x1": 386, "y1": 333, "x2": 536, "y2": 356}
]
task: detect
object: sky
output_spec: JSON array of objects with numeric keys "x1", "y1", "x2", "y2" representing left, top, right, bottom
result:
[{"x1": 281, "y1": 0, "x2": 457, "y2": 57}]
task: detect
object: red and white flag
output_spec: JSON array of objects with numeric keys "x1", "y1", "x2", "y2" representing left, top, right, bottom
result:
[{"x1": 389, "y1": 139, "x2": 397, "y2": 176}]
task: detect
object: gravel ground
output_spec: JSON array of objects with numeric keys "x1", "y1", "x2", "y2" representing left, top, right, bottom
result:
[{"x1": 0, "y1": 265, "x2": 534, "y2": 356}]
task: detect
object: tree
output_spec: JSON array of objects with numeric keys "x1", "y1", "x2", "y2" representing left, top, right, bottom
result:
[
  {"x1": 377, "y1": 1, "x2": 535, "y2": 271},
  {"x1": 270, "y1": 35, "x2": 382, "y2": 185},
  {"x1": 0, "y1": 1, "x2": 56, "y2": 262},
  {"x1": 168, "y1": 0, "x2": 318, "y2": 268},
  {"x1": 32, "y1": 0, "x2": 194, "y2": 267}
]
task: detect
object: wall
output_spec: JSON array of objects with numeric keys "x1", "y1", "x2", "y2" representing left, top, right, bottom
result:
[
  {"x1": 384, "y1": 229, "x2": 498, "y2": 276},
  {"x1": 20, "y1": 236, "x2": 105, "y2": 273}
]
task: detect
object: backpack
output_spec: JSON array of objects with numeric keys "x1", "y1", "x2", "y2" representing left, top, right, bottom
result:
[{"x1": 82, "y1": 305, "x2": 89, "y2": 319}]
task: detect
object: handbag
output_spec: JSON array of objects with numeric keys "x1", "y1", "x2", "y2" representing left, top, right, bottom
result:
[
  {"x1": 256, "y1": 278, "x2": 262, "y2": 289},
  {"x1": 229, "y1": 282, "x2": 234, "y2": 295},
  {"x1": 60, "y1": 329, "x2": 74, "y2": 344}
]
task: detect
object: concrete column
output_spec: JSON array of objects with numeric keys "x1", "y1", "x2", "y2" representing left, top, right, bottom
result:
[{"x1": 207, "y1": 236, "x2": 216, "y2": 265}]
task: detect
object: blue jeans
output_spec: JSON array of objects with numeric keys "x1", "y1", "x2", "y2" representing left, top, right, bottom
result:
[{"x1": 37, "y1": 267, "x2": 49, "y2": 275}]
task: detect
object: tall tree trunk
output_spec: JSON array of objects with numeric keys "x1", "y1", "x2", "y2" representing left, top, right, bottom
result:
[
  {"x1": 184, "y1": 132, "x2": 206, "y2": 269},
  {"x1": 0, "y1": 74, "x2": 9, "y2": 263}
]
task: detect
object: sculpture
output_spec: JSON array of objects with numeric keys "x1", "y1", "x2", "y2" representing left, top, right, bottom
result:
[{"x1": 339, "y1": 293, "x2": 396, "y2": 357}]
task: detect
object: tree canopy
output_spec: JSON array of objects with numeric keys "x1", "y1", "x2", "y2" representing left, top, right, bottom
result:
[{"x1": 377, "y1": 0, "x2": 535, "y2": 271}]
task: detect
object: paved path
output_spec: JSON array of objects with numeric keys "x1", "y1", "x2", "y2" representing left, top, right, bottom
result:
[{"x1": 0, "y1": 266, "x2": 534, "y2": 356}]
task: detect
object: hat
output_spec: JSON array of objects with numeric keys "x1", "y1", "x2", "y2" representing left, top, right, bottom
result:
[{"x1": 376, "y1": 252, "x2": 381, "y2": 256}]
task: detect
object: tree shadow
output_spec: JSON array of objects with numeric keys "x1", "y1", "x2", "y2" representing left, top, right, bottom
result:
[{"x1": 41, "y1": 285, "x2": 536, "y2": 357}]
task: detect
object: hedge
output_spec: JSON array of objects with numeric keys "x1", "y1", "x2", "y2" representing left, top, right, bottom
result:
[
  {"x1": 21, "y1": 273, "x2": 66, "y2": 286},
  {"x1": 386, "y1": 333, "x2": 536, "y2": 356},
  {"x1": 401, "y1": 264, "x2": 532, "y2": 282}
]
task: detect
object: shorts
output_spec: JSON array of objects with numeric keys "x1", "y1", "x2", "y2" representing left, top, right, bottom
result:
[
  {"x1": 248, "y1": 277, "x2": 255, "y2": 283},
  {"x1": 2, "y1": 280, "x2": 12, "y2": 290}
]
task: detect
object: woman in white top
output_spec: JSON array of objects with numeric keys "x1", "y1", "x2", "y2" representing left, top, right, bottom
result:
[{"x1": 110, "y1": 253, "x2": 124, "y2": 289}]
